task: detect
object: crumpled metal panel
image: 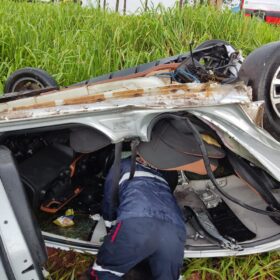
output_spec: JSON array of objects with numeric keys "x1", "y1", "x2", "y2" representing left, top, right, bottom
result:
[
  {"x1": 188, "y1": 104, "x2": 280, "y2": 182},
  {"x1": 241, "y1": 101, "x2": 264, "y2": 128},
  {"x1": 0, "y1": 77, "x2": 251, "y2": 122}
]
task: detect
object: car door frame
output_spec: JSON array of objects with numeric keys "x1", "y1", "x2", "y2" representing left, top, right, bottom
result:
[{"x1": 0, "y1": 146, "x2": 47, "y2": 280}]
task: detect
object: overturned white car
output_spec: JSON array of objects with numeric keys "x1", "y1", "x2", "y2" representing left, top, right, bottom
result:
[{"x1": 0, "y1": 40, "x2": 279, "y2": 280}]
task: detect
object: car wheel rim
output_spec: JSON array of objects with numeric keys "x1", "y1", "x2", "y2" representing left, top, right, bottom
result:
[
  {"x1": 270, "y1": 65, "x2": 280, "y2": 119},
  {"x1": 11, "y1": 77, "x2": 45, "y2": 92}
]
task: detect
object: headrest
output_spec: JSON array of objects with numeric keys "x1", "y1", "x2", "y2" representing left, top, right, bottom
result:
[
  {"x1": 70, "y1": 127, "x2": 111, "y2": 153},
  {"x1": 137, "y1": 118, "x2": 224, "y2": 173}
]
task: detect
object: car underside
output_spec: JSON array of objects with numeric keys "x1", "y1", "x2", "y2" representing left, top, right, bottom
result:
[{"x1": 0, "y1": 40, "x2": 279, "y2": 279}]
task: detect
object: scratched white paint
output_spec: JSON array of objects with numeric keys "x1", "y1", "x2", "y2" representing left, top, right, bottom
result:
[{"x1": 0, "y1": 76, "x2": 252, "y2": 122}]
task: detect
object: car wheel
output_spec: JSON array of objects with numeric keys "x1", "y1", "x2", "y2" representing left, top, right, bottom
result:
[
  {"x1": 195, "y1": 39, "x2": 242, "y2": 80},
  {"x1": 239, "y1": 41, "x2": 280, "y2": 140},
  {"x1": 195, "y1": 39, "x2": 235, "y2": 66},
  {"x1": 4, "y1": 67, "x2": 58, "y2": 93},
  {"x1": 195, "y1": 39, "x2": 234, "y2": 50}
]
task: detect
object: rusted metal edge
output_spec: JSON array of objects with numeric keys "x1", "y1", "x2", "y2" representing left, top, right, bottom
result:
[{"x1": 0, "y1": 77, "x2": 252, "y2": 122}]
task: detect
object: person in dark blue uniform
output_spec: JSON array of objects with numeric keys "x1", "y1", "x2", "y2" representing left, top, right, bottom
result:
[
  {"x1": 76, "y1": 117, "x2": 227, "y2": 280},
  {"x1": 89, "y1": 156, "x2": 186, "y2": 280}
]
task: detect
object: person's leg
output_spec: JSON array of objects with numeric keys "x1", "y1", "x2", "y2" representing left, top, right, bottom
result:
[
  {"x1": 85, "y1": 269, "x2": 120, "y2": 280},
  {"x1": 148, "y1": 222, "x2": 186, "y2": 280},
  {"x1": 92, "y1": 218, "x2": 159, "y2": 280}
]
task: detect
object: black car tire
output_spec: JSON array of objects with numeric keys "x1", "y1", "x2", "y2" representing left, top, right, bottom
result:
[
  {"x1": 239, "y1": 41, "x2": 280, "y2": 140},
  {"x1": 4, "y1": 67, "x2": 58, "y2": 93}
]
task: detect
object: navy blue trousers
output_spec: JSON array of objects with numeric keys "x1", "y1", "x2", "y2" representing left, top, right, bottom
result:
[{"x1": 93, "y1": 217, "x2": 186, "y2": 280}]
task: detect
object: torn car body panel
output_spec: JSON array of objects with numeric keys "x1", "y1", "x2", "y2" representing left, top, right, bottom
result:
[
  {"x1": 0, "y1": 77, "x2": 251, "y2": 120},
  {"x1": 189, "y1": 105, "x2": 280, "y2": 182},
  {"x1": 0, "y1": 77, "x2": 279, "y2": 183}
]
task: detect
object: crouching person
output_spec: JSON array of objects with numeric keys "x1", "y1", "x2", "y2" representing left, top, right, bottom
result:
[{"x1": 89, "y1": 156, "x2": 186, "y2": 280}]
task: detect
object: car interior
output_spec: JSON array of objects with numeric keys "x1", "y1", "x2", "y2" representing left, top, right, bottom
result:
[{"x1": 1, "y1": 113, "x2": 279, "y2": 253}]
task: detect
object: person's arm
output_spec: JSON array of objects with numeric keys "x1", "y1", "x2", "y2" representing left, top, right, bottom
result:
[
  {"x1": 102, "y1": 157, "x2": 131, "y2": 223},
  {"x1": 102, "y1": 166, "x2": 118, "y2": 222}
]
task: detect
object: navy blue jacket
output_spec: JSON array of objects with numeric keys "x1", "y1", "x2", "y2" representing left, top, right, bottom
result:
[{"x1": 102, "y1": 158, "x2": 186, "y2": 231}]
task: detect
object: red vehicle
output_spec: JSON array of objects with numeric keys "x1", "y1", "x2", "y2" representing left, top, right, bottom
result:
[{"x1": 241, "y1": 0, "x2": 280, "y2": 24}]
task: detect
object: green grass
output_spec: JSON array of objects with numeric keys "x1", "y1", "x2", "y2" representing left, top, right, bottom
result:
[
  {"x1": 0, "y1": 0, "x2": 279, "y2": 92},
  {"x1": 46, "y1": 248, "x2": 280, "y2": 280},
  {"x1": 2, "y1": 1, "x2": 280, "y2": 279},
  {"x1": 183, "y1": 252, "x2": 280, "y2": 280}
]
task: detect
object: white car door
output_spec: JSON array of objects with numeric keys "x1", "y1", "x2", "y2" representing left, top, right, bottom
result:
[{"x1": 0, "y1": 146, "x2": 47, "y2": 280}]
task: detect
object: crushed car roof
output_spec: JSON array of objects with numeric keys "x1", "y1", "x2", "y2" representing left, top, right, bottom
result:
[{"x1": 0, "y1": 77, "x2": 251, "y2": 122}]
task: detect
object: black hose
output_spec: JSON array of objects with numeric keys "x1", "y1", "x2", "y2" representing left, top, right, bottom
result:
[{"x1": 184, "y1": 117, "x2": 280, "y2": 218}]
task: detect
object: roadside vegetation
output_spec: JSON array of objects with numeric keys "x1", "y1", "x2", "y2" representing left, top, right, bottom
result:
[
  {"x1": 0, "y1": 0, "x2": 280, "y2": 91},
  {"x1": 1, "y1": 1, "x2": 280, "y2": 279},
  {"x1": 46, "y1": 248, "x2": 280, "y2": 279}
]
